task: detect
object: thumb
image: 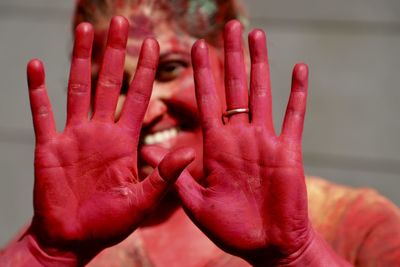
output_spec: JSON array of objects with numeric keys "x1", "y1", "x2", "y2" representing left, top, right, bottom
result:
[
  {"x1": 140, "y1": 145, "x2": 169, "y2": 167},
  {"x1": 136, "y1": 147, "x2": 195, "y2": 210},
  {"x1": 140, "y1": 145, "x2": 205, "y2": 215},
  {"x1": 175, "y1": 171, "x2": 205, "y2": 215},
  {"x1": 158, "y1": 147, "x2": 195, "y2": 183}
]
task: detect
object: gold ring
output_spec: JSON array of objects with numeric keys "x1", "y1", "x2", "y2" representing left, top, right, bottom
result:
[
  {"x1": 222, "y1": 108, "x2": 249, "y2": 123},
  {"x1": 223, "y1": 108, "x2": 249, "y2": 117}
]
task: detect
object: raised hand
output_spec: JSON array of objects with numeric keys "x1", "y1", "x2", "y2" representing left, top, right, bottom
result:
[
  {"x1": 154, "y1": 20, "x2": 311, "y2": 265},
  {"x1": 26, "y1": 16, "x2": 193, "y2": 263}
]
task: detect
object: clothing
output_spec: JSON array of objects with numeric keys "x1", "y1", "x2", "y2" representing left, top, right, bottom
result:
[
  {"x1": 307, "y1": 177, "x2": 400, "y2": 266},
  {"x1": 85, "y1": 177, "x2": 400, "y2": 266},
  {"x1": 1, "y1": 177, "x2": 400, "y2": 266}
]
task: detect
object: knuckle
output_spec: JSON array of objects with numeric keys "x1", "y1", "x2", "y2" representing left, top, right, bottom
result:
[
  {"x1": 138, "y1": 58, "x2": 156, "y2": 71},
  {"x1": 289, "y1": 91, "x2": 307, "y2": 107},
  {"x1": 37, "y1": 105, "x2": 50, "y2": 117},
  {"x1": 251, "y1": 84, "x2": 268, "y2": 97},
  {"x1": 69, "y1": 82, "x2": 89, "y2": 95},
  {"x1": 287, "y1": 107, "x2": 305, "y2": 120},
  {"x1": 130, "y1": 89, "x2": 150, "y2": 104},
  {"x1": 251, "y1": 58, "x2": 266, "y2": 65},
  {"x1": 98, "y1": 77, "x2": 122, "y2": 89},
  {"x1": 225, "y1": 47, "x2": 241, "y2": 54},
  {"x1": 227, "y1": 78, "x2": 244, "y2": 91},
  {"x1": 292, "y1": 85, "x2": 307, "y2": 93},
  {"x1": 30, "y1": 85, "x2": 46, "y2": 94}
]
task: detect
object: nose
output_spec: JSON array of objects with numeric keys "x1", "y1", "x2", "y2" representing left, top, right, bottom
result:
[
  {"x1": 142, "y1": 81, "x2": 177, "y2": 126},
  {"x1": 142, "y1": 99, "x2": 168, "y2": 125},
  {"x1": 142, "y1": 80, "x2": 199, "y2": 128}
]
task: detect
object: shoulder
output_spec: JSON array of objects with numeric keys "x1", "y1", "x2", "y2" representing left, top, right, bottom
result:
[
  {"x1": 306, "y1": 176, "x2": 399, "y2": 224},
  {"x1": 306, "y1": 176, "x2": 400, "y2": 265}
]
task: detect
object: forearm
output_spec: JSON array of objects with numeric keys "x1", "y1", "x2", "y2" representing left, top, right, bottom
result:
[{"x1": 1, "y1": 233, "x2": 79, "y2": 267}]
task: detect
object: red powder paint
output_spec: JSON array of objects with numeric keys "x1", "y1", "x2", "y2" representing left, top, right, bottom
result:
[{"x1": 129, "y1": 14, "x2": 155, "y2": 38}]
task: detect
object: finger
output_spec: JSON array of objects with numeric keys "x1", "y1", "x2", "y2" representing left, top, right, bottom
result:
[
  {"x1": 92, "y1": 16, "x2": 128, "y2": 122},
  {"x1": 191, "y1": 40, "x2": 223, "y2": 130},
  {"x1": 141, "y1": 145, "x2": 204, "y2": 215},
  {"x1": 175, "y1": 171, "x2": 204, "y2": 216},
  {"x1": 224, "y1": 20, "x2": 249, "y2": 124},
  {"x1": 66, "y1": 22, "x2": 93, "y2": 126},
  {"x1": 140, "y1": 145, "x2": 168, "y2": 166},
  {"x1": 281, "y1": 63, "x2": 309, "y2": 141},
  {"x1": 136, "y1": 147, "x2": 195, "y2": 211},
  {"x1": 118, "y1": 38, "x2": 159, "y2": 133},
  {"x1": 248, "y1": 29, "x2": 274, "y2": 134},
  {"x1": 27, "y1": 59, "x2": 56, "y2": 143}
]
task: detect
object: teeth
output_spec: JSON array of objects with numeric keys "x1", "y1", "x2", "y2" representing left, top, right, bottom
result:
[{"x1": 143, "y1": 127, "x2": 179, "y2": 145}]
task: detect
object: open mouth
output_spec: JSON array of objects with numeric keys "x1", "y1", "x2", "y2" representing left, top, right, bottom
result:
[
  {"x1": 141, "y1": 127, "x2": 180, "y2": 145},
  {"x1": 138, "y1": 100, "x2": 199, "y2": 149}
]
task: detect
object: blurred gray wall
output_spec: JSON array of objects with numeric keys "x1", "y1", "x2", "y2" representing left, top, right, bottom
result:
[{"x1": 0, "y1": 0, "x2": 399, "y2": 246}]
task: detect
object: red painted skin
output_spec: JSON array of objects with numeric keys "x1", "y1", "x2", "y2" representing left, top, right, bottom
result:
[
  {"x1": 179, "y1": 32, "x2": 312, "y2": 262},
  {"x1": 0, "y1": 16, "x2": 351, "y2": 266},
  {"x1": 140, "y1": 24, "x2": 351, "y2": 267},
  {"x1": 1, "y1": 1, "x2": 400, "y2": 266}
]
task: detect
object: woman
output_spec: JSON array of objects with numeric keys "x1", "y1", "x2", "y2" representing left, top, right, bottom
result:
[{"x1": 1, "y1": 0, "x2": 399, "y2": 266}]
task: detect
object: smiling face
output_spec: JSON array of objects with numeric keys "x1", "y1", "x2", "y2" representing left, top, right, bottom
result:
[{"x1": 74, "y1": 0, "x2": 245, "y2": 180}]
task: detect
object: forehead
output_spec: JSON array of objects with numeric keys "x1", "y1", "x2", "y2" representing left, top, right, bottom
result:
[{"x1": 92, "y1": 1, "x2": 198, "y2": 58}]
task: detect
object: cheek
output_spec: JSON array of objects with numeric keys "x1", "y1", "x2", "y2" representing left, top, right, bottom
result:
[
  {"x1": 150, "y1": 69, "x2": 198, "y2": 118},
  {"x1": 173, "y1": 69, "x2": 197, "y2": 104}
]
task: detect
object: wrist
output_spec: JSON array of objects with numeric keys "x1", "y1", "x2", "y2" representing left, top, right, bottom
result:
[
  {"x1": 242, "y1": 226, "x2": 315, "y2": 267},
  {"x1": 27, "y1": 221, "x2": 104, "y2": 266},
  {"x1": 273, "y1": 229, "x2": 351, "y2": 267},
  {"x1": 21, "y1": 233, "x2": 80, "y2": 267},
  {"x1": 246, "y1": 228, "x2": 351, "y2": 267}
]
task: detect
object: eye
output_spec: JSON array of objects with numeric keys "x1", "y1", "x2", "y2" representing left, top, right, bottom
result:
[{"x1": 156, "y1": 59, "x2": 189, "y2": 82}]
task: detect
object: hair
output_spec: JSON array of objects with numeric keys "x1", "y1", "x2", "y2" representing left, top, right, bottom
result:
[{"x1": 73, "y1": 0, "x2": 247, "y2": 46}]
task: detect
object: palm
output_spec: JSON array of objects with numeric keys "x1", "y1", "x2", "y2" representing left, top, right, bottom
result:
[
  {"x1": 38, "y1": 123, "x2": 137, "y2": 180},
  {"x1": 199, "y1": 125, "x2": 307, "y2": 252},
  {"x1": 33, "y1": 123, "x2": 140, "y2": 244}
]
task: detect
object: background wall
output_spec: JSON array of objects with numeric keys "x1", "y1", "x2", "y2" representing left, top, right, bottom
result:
[{"x1": 0, "y1": 0, "x2": 399, "y2": 246}]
